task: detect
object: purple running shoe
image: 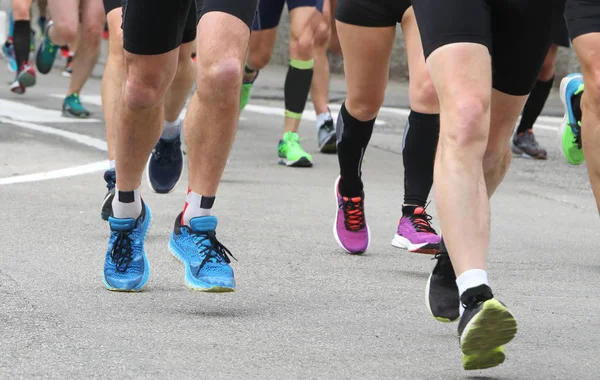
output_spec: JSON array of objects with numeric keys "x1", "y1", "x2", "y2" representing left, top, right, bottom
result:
[
  {"x1": 333, "y1": 176, "x2": 370, "y2": 254},
  {"x1": 391, "y1": 205, "x2": 440, "y2": 254}
]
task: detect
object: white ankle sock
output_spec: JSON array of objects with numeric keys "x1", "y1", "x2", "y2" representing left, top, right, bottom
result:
[
  {"x1": 161, "y1": 119, "x2": 182, "y2": 140},
  {"x1": 456, "y1": 269, "x2": 489, "y2": 316},
  {"x1": 111, "y1": 185, "x2": 142, "y2": 219},
  {"x1": 182, "y1": 191, "x2": 214, "y2": 226},
  {"x1": 109, "y1": 159, "x2": 115, "y2": 169},
  {"x1": 316, "y1": 111, "x2": 332, "y2": 129}
]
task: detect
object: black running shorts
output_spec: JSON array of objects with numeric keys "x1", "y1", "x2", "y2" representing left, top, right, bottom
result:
[
  {"x1": 411, "y1": 0, "x2": 555, "y2": 96},
  {"x1": 553, "y1": 0, "x2": 570, "y2": 47},
  {"x1": 335, "y1": 0, "x2": 411, "y2": 27},
  {"x1": 103, "y1": 0, "x2": 122, "y2": 15},
  {"x1": 565, "y1": 0, "x2": 600, "y2": 41},
  {"x1": 122, "y1": 0, "x2": 259, "y2": 55}
]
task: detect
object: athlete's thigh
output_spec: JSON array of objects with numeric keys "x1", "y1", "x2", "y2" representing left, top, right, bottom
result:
[
  {"x1": 490, "y1": 0, "x2": 553, "y2": 96},
  {"x1": 80, "y1": 0, "x2": 105, "y2": 29},
  {"x1": 48, "y1": 0, "x2": 80, "y2": 27},
  {"x1": 335, "y1": 0, "x2": 397, "y2": 102}
]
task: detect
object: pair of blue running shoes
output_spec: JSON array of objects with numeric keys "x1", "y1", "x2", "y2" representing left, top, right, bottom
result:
[{"x1": 101, "y1": 131, "x2": 236, "y2": 293}]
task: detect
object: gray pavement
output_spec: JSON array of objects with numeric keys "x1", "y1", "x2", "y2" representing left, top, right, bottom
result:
[{"x1": 1, "y1": 62, "x2": 599, "y2": 380}]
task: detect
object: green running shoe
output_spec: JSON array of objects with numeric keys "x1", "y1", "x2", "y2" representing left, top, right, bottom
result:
[
  {"x1": 559, "y1": 74, "x2": 585, "y2": 165},
  {"x1": 35, "y1": 21, "x2": 58, "y2": 74},
  {"x1": 240, "y1": 70, "x2": 258, "y2": 111},
  {"x1": 278, "y1": 131, "x2": 313, "y2": 167},
  {"x1": 63, "y1": 93, "x2": 91, "y2": 118}
]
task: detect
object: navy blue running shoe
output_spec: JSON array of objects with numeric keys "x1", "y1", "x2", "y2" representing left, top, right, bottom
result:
[
  {"x1": 103, "y1": 202, "x2": 151, "y2": 291},
  {"x1": 101, "y1": 168, "x2": 115, "y2": 221},
  {"x1": 146, "y1": 133, "x2": 184, "y2": 194},
  {"x1": 169, "y1": 214, "x2": 236, "y2": 292}
]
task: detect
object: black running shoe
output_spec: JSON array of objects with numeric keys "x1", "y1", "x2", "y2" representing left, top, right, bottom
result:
[
  {"x1": 458, "y1": 284, "x2": 518, "y2": 370},
  {"x1": 146, "y1": 134, "x2": 184, "y2": 194},
  {"x1": 425, "y1": 239, "x2": 459, "y2": 322},
  {"x1": 101, "y1": 168, "x2": 115, "y2": 221}
]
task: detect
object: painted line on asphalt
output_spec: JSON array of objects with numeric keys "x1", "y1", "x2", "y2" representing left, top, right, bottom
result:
[
  {"x1": 0, "y1": 98, "x2": 100, "y2": 123},
  {"x1": 0, "y1": 117, "x2": 108, "y2": 185}
]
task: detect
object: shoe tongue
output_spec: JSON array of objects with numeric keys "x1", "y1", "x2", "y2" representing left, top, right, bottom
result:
[
  {"x1": 109, "y1": 217, "x2": 136, "y2": 231},
  {"x1": 189, "y1": 216, "x2": 218, "y2": 232},
  {"x1": 414, "y1": 206, "x2": 425, "y2": 215},
  {"x1": 342, "y1": 196, "x2": 362, "y2": 203}
]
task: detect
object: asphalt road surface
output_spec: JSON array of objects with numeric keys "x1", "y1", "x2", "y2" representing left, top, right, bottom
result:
[{"x1": 1, "y1": 64, "x2": 599, "y2": 380}]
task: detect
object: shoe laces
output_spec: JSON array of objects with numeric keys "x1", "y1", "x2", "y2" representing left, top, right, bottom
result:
[
  {"x1": 571, "y1": 122, "x2": 582, "y2": 149},
  {"x1": 104, "y1": 172, "x2": 115, "y2": 190},
  {"x1": 321, "y1": 119, "x2": 335, "y2": 133},
  {"x1": 152, "y1": 138, "x2": 179, "y2": 165},
  {"x1": 407, "y1": 204, "x2": 437, "y2": 234},
  {"x1": 110, "y1": 230, "x2": 134, "y2": 273},
  {"x1": 341, "y1": 196, "x2": 365, "y2": 231},
  {"x1": 190, "y1": 230, "x2": 236, "y2": 276}
]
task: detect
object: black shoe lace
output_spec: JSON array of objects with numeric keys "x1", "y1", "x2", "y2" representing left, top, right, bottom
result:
[
  {"x1": 341, "y1": 197, "x2": 365, "y2": 231},
  {"x1": 408, "y1": 211, "x2": 436, "y2": 234},
  {"x1": 153, "y1": 139, "x2": 179, "y2": 165},
  {"x1": 110, "y1": 231, "x2": 134, "y2": 273},
  {"x1": 571, "y1": 123, "x2": 582, "y2": 149},
  {"x1": 322, "y1": 119, "x2": 335, "y2": 133},
  {"x1": 190, "y1": 230, "x2": 237, "y2": 277}
]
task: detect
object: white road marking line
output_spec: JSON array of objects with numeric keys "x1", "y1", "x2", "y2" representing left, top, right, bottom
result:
[
  {"x1": 0, "y1": 161, "x2": 108, "y2": 185},
  {"x1": 243, "y1": 104, "x2": 386, "y2": 126},
  {"x1": 0, "y1": 98, "x2": 100, "y2": 123},
  {"x1": 0, "y1": 117, "x2": 108, "y2": 185},
  {"x1": 0, "y1": 117, "x2": 108, "y2": 151}
]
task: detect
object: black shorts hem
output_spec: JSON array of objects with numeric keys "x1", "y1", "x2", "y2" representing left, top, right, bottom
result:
[{"x1": 423, "y1": 34, "x2": 491, "y2": 60}]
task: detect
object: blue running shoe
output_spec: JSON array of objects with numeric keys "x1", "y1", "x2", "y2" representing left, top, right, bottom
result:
[
  {"x1": 35, "y1": 21, "x2": 58, "y2": 74},
  {"x1": 169, "y1": 214, "x2": 236, "y2": 292},
  {"x1": 2, "y1": 42, "x2": 17, "y2": 73},
  {"x1": 103, "y1": 202, "x2": 152, "y2": 291},
  {"x1": 101, "y1": 168, "x2": 116, "y2": 221},
  {"x1": 559, "y1": 73, "x2": 585, "y2": 165},
  {"x1": 146, "y1": 133, "x2": 184, "y2": 194}
]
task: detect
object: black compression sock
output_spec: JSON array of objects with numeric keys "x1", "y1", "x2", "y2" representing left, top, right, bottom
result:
[
  {"x1": 402, "y1": 110, "x2": 440, "y2": 207},
  {"x1": 336, "y1": 102, "x2": 375, "y2": 197},
  {"x1": 516, "y1": 77, "x2": 554, "y2": 134},
  {"x1": 284, "y1": 59, "x2": 314, "y2": 120},
  {"x1": 13, "y1": 20, "x2": 31, "y2": 69}
]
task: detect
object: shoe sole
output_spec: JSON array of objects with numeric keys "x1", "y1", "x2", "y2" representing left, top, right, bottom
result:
[
  {"x1": 102, "y1": 206, "x2": 152, "y2": 292},
  {"x1": 318, "y1": 133, "x2": 337, "y2": 154},
  {"x1": 332, "y1": 176, "x2": 370, "y2": 254},
  {"x1": 168, "y1": 235, "x2": 236, "y2": 293},
  {"x1": 424, "y1": 273, "x2": 459, "y2": 323},
  {"x1": 17, "y1": 71, "x2": 36, "y2": 88},
  {"x1": 391, "y1": 234, "x2": 439, "y2": 254},
  {"x1": 510, "y1": 142, "x2": 547, "y2": 160},
  {"x1": 279, "y1": 156, "x2": 313, "y2": 167},
  {"x1": 62, "y1": 109, "x2": 91, "y2": 118},
  {"x1": 460, "y1": 299, "x2": 518, "y2": 356},
  {"x1": 145, "y1": 149, "x2": 184, "y2": 194},
  {"x1": 101, "y1": 189, "x2": 115, "y2": 221},
  {"x1": 463, "y1": 346, "x2": 505, "y2": 371}
]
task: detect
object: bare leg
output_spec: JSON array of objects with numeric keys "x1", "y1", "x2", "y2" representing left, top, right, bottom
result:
[
  {"x1": 573, "y1": 33, "x2": 600, "y2": 213},
  {"x1": 311, "y1": 0, "x2": 331, "y2": 115},
  {"x1": 164, "y1": 41, "x2": 196, "y2": 122},
  {"x1": 185, "y1": 13, "x2": 250, "y2": 196},
  {"x1": 101, "y1": 8, "x2": 123, "y2": 161}
]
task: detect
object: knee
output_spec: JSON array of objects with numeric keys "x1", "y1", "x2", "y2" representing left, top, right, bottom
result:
[
  {"x1": 440, "y1": 97, "x2": 489, "y2": 152},
  {"x1": 290, "y1": 30, "x2": 316, "y2": 59},
  {"x1": 197, "y1": 59, "x2": 243, "y2": 99},
  {"x1": 247, "y1": 48, "x2": 271, "y2": 71},
  {"x1": 409, "y1": 78, "x2": 439, "y2": 112},
  {"x1": 314, "y1": 20, "x2": 330, "y2": 48},
  {"x1": 81, "y1": 23, "x2": 103, "y2": 50},
  {"x1": 52, "y1": 23, "x2": 78, "y2": 44},
  {"x1": 123, "y1": 61, "x2": 174, "y2": 109},
  {"x1": 346, "y1": 94, "x2": 384, "y2": 121}
]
